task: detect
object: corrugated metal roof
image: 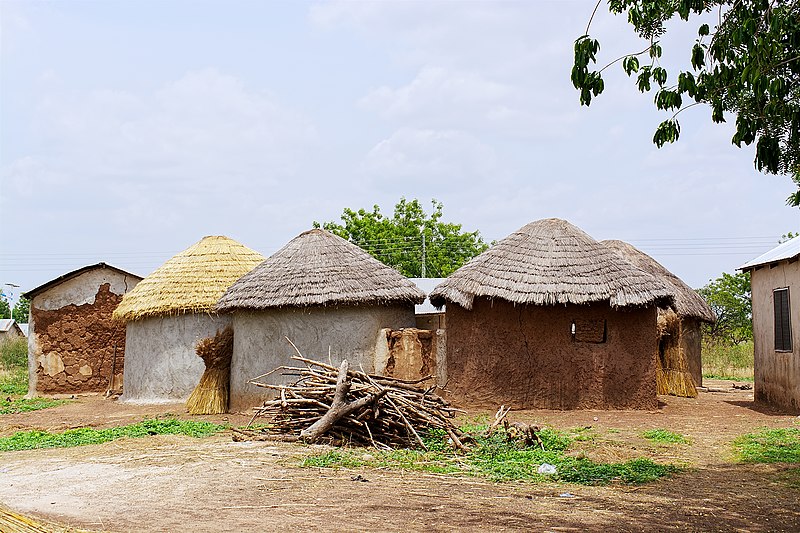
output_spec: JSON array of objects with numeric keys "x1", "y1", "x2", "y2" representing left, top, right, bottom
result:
[
  {"x1": 739, "y1": 236, "x2": 800, "y2": 270},
  {"x1": 409, "y1": 277, "x2": 446, "y2": 314},
  {"x1": 23, "y1": 263, "x2": 143, "y2": 299}
]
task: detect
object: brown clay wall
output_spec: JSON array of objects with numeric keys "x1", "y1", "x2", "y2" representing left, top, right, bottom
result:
[
  {"x1": 31, "y1": 284, "x2": 126, "y2": 394},
  {"x1": 444, "y1": 298, "x2": 657, "y2": 410}
]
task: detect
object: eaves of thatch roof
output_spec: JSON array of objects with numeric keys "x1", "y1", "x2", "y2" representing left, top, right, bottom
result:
[
  {"x1": 602, "y1": 239, "x2": 715, "y2": 323},
  {"x1": 429, "y1": 218, "x2": 674, "y2": 311},
  {"x1": 112, "y1": 236, "x2": 265, "y2": 321},
  {"x1": 216, "y1": 229, "x2": 425, "y2": 311}
]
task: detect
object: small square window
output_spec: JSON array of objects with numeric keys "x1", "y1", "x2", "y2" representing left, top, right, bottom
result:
[
  {"x1": 774, "y1": 288, "x2": 792, "y2": 352},
  {"x1": 572, "y1": 319, "x2": 607, "y2": 343}
]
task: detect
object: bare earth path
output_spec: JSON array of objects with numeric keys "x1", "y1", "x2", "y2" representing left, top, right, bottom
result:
[{"x1": 1, "y1": 381, "x2": 798, "y2": 532}]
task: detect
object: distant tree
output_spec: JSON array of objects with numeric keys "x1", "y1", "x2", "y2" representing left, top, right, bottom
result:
[
  {"x1": 697, "y1": 271, "x2": 752, "y2": 344},
  {"x1": 12, "y1": 297, "x2": 29, "y2": 323},
  {"x1": 571, "y1": 1, "x2": 800, "y2": 206},
  {"x1": 780, "y1": 231, "x2": 799, "y2": 243},
  {"x1": 315, "y1": 198, "x2": 488, "y2": 277},
  {"x1": 0, "y1": 297, "x2": 9, "y2": 320}
]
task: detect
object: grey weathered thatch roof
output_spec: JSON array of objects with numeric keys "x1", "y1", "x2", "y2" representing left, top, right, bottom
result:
[
  {"x1": 602, "y1": 240, "x2": 715, "y2": 323},
  {"x1": 216, "y1": 229, "x2": 425, "y2": 310},
  {"x1": 429, "y1": 218, "x2": 674, "y2": 310}
]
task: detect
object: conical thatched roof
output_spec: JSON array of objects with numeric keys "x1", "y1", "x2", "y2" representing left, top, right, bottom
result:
[
  {"x1": 429, "y1": 218, "x2": 674, "y2": 310},
  {"x1": 216, "y1": 229, "x2": 425, "y2": 310},
  {"x1": 602, "y1": 239, "x2": 715, "y2": 323},
  {"x1": 113, "y1": 236, "x2": 265, "y2": 321}
]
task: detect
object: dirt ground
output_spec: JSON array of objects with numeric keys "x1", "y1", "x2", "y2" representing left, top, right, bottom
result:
[{"x1": 1, "y1": 381, "x2": 799, "y2": 532}]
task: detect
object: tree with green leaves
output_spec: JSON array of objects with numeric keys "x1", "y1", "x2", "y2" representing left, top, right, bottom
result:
[
  {"x1": 697, "y1": 271, "x2": 752, "y2": 344},
  {"x1": 12, "y1": 297, "x2": 29, "y2": 323},
  {"x1": 0, "y1": 298, "x2": 9, "y2": 320},
  {"x1": 315, "y1": 198, "x2": 488, "y2": 278},
  {"x1": 572, "y1": 1, "x2": 800, "y2": 206}
]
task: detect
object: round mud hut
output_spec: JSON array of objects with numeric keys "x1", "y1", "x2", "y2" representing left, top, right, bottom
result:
[
  {"x1": 113, "y1": 236, "x2": 264, "y2": 402},
  {"x1": 602, "y1": 239, "x2": 715, "y2": 395},
  {"x1": 429, "y1": 218, "x2": 673, "y2": 410},
  {"x1": 216, "y1": 228, "x2": 425, "y2": 412}
]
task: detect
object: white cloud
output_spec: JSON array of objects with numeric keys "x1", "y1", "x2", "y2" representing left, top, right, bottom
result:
[
  {"x1": 360, "y1": 66, "x2": 513, "y2": 123},
  {"x1": 362, "y1": 128, "x2": 499, "y2": 186}
]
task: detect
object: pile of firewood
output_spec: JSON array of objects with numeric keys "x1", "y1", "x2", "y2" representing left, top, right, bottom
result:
[{"x1": 231, "y1": 348, "x2": 465, "y2": 451}]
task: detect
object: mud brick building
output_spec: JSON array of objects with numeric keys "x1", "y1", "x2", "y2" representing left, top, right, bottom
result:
[{"x1": 24, "y1": 263, "x2": 142, "y2": 396}]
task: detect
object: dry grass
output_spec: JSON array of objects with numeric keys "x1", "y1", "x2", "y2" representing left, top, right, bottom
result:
[
  {"x1": 216, "y1": 228, "x2": 425, "y2": 311},
  {"x1": 656, "y1": 309, "x2": 697, "y2": 397},
  {"x1": 702, "y1": 340, "x2": 754, "y2": 381},
  {"x1": 429, "y1": 218, "x2": 673, "y2": 310},
  {"x1": 113, "y1": 235, "x2": 264, "y2": 321},
  {"x1": 186, "y1": 326, "x2": 234, "y2": 415}
]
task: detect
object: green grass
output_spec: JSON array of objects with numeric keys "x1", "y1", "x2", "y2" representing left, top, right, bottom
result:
[
  {"x1": 702, "y1": 340, "x2": 754, "y2": 381},
  {"x1": 302, "y1": 426, "x2": 679, "y2": 485},
  {"x1": 0, "y1": 338, "x2": 70, "y2": 415},
  {"x1": 0, "y1": 367, "x2": 28, "y2": 396},
  {"x1": 0, "y1": 397, "x2": 67, "y2": 415},
  {"x1": 642, "y1": 429, "x2": 690, "y2": 444},
  {"x1": 0, "y1": 337, "x2": 27, "y2": 369},
  {"x1": 0, "y1": 418, "x2": 228, "y2": 452},
  {"x1": 733, "y1": 428, "x2": 800, "y2": 463}
]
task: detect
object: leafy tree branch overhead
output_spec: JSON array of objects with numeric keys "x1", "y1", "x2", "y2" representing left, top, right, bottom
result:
[
  {"x1": 314, "y1": 198, "x2": 488, "y2": 278},
  {"x1": 572, "y1": 0, "x2": 800, "y2": 206}
]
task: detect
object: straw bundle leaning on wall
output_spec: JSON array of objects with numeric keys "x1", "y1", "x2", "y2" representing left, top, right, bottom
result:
[
  {"x1": 186, "y1": 326, "x2": 234, "y2": 414},
  {"x1": 656, "y1": 309, "x2": 697, "y2": 398}
]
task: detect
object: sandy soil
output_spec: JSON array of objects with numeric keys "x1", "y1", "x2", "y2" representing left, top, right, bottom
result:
[{"x1": 1, "y1": 381, "x2": 798, "y2": 532}]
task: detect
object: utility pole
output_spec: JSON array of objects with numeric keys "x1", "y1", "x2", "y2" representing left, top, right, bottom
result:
[{"x1": 421, "y1": 233, "x2": 426, "y2": 278}]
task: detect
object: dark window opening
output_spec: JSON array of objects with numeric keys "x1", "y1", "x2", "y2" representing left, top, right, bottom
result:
[
  {"x1": 572, "y1": 318, "x2": 607, "y2": 343},
  {"x1": 774, "y1": 288, "x2": 792, "y2": 352}
]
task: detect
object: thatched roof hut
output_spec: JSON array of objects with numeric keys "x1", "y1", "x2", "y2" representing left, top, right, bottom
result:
[
  {"x1": 429, "y1": 218, "x2": 672, "y2": 410},
  {"x1": 113, "y1": 236, "x2": 265, "y2": 321},
  {"x1": 602, "y1": 239, "x2": 713, "y2": 393},
  {"x1": 601, "y1": 240, "x2": 714, "y2": 322},
  {"x1": 216, "y1": 228, "x2": 424, "y2": 411},
  {"x1": 217, "y1": 228, "x2": 424, "y2": 310},
  {"x1": 430, "y1": 218, "x2": 673, "y2": 310},
  {"x1": 117, "y1": 236, "x2": 264, "y2": 403}
]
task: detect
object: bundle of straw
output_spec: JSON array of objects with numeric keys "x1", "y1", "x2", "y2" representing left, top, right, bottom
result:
[
  {"x1": 186, "y1": 326, "x2": 234, "y2": 414},
  {"x1": 656, "y1": 309, "x2": 697, "y2": 398}
]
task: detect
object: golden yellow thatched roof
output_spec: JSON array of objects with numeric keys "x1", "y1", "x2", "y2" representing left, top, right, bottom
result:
[
  {"x1": 430, "y1": 218, "x2": 674, "y2": 310},
  {"x1": 113, "y1": 236, "x2": 264, "y2": 321}
]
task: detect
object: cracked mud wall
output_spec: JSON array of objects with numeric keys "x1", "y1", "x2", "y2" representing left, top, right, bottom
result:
[
  {"x1": 444, "y1": 298, "x2": 657, "y2": 410},
  {"x1": 29, "y1": 283, "x2": 128, "y2": 395}
]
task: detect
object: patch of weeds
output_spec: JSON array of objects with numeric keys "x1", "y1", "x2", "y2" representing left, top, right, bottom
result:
[
  {"x1": 0, "y1": 367, "x2": 27, "y2": 396},
  {"x1": 0, "y1": 418, "x2": 228, "y2": 452},
  {"x1": 0, "y1": 397, "x2": 67, "y2": 415},
  {"x1": 703, "y1": 373, "x2": 755, "y2": 382},
  {"x1": 567, "y1": 426, "x2": 597, "y2": 442},
  {"x1": 0, "y1": 337, "x2": 28, "y2": 369},
  {"x1": 733, "y1": 428, "x2": 800, "y2": 463},
  {"x1": 775, "y1": 467, "x2": 800, "y2": 489},
  {"x1": 642, "y1": 429, "x2": 690, "y2": 444},
  {"x1": 302, "y1": 424, "x2": 679, "y2": 485}
]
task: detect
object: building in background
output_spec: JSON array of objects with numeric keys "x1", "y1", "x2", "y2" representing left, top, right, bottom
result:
[
  {"x1": 23, "y1": 263, "x2": 142, "y2": 396},
  {"x1": 740, "y1": 236, "x2": 800, "y2": 411}
]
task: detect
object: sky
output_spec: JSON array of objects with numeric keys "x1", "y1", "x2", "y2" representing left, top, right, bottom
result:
[{"x1": 1, "y1": 0, "x2": 797, "y2": 306}]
